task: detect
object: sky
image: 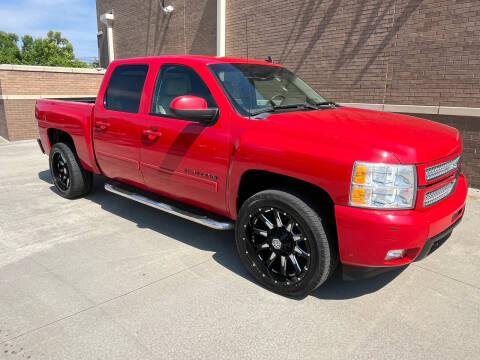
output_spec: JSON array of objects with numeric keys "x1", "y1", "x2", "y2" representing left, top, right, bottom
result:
[{"x1": 0, "y1": 0, "x2": 98, "y2": 61}]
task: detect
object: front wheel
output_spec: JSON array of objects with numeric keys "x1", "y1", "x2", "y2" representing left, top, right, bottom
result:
[
  {"x1": 49, "y1": 143, "x2": 92, "y2": 199},
  {"x1": 236, "y1": 189, "x2": 337, "y2": 297}
]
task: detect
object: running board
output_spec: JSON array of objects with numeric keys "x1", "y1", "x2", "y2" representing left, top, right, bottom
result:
[{"x1": 104, "y1": 183, "x2": 234, "y2": 230}]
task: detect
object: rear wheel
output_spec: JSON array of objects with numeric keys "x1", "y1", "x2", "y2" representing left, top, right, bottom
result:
[
  {"x1": 49, "y1": 143, "x2": 92, "y2": 199},
  {"x1": 236, "y1": 189, "x2": 337, "y2": 297}
]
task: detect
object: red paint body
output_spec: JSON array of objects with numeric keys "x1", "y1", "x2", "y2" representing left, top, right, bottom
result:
[
  {"x1": 36, "y1": 55, "x2": 468, "y2": 268},
  {"x1": 170, "y1": 95, "x2": 208, "y2": 110}
]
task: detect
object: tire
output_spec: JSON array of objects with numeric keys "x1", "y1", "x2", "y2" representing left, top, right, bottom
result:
[
  {"x1": 235, "y1": 189, "x2": 337, "y2": 297},
  {"x1": 49, "y1": 143, "x2": 92, "y2": 199}
]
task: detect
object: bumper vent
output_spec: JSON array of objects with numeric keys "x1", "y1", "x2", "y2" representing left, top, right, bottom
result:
[
  {"x1": 424, "y1": 179, "x2": 457, "y2": 207},
  {"x1": 425, "y1": 156, "x2": 460, "y2": 181}
]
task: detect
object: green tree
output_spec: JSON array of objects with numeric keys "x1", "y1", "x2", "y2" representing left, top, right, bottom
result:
[
  {"x1": 0, "y1": 30, "x2": 90, "y2": 68},
  {"x1": 91, "y1": 58, "x2": 100, "y2": 68},
  {"x1": 0, "y1": 31, "x2": 21, "y2": 64},
  {"x1": 20, "y1": 31, "x2": 88, "y2": 68}
]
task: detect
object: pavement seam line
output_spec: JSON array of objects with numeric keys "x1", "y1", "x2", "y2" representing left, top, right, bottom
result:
[
  {"x1": 411, "y1": 263, "x2": 480, "y2": 290},
  {"x1": 0, "y1": 258, "x2": 212, "y2": 344}
]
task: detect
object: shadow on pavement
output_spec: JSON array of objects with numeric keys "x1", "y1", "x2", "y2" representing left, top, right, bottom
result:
[
  {"x1": 311, "y1": 266, "x2": 404, "y2": 300},
  {"x1": 38, "y1": 170, "x2": 404, "y2": 300}
]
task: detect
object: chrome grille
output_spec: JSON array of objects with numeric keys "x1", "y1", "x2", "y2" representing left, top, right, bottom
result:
[
  {"x1": 425, "y1": 156, "x2": 460, "y2": 181},
  {"x1": 424, "y1": 179, "x2": 456, "y2": 207}
]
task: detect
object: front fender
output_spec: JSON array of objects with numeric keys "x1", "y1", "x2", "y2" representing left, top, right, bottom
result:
[{"x1": 226, "y1": 129, "x2": 399, "y2": 218}]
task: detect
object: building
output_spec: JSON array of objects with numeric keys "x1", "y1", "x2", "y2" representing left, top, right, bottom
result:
[{"x1": 95, "y1": 0, "x2": 480, "y2": 187}]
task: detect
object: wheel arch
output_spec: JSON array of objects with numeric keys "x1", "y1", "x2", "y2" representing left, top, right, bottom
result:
[
  {"x1": 47, "y1": 128, "x2": 100, "y2": 174},
  {"x1": 235, "y1": 169, "x2": 336, "y2": 227},
  {"x1": 48, "y1": 128, "x2": 75, "y2": 149}
]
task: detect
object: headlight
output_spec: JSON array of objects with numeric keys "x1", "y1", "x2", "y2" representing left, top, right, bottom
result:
[{"x1": 349, "y1": 161, "x2": 417, "y2": 209}]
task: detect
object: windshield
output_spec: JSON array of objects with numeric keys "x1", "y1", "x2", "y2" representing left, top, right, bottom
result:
[{"x1": 208, "y1": 63, "x2": 328, "y2": 116}]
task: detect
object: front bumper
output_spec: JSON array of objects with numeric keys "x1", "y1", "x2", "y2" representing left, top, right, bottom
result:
[
  {"x1": 335, "y1": 173, "x2": 467, "y2": 267},
  {"x1": 341, "y1": 215, "x2": 462, "y2": 280}
]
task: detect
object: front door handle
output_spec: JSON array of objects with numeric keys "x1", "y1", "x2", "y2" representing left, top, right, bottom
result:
[
  {"x1": 143, "y1": 128, "x2": 163, "y2": 140},
  {"x1": 95, "y1": 120, "x2": 110, "y2": 131}
]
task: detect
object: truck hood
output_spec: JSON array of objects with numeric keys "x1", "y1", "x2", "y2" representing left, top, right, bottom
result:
[{"x1": 264, "y1": 107, "x2": 462, "y2": 164}]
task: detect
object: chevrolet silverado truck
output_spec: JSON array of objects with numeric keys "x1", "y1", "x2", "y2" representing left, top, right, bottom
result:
[{"x1": 36, "y1": 55, "x2": 467, "y2": 296}]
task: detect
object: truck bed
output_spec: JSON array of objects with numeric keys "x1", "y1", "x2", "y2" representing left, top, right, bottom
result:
[{"x1": 36, "y1": 98, "x2": 99, "y2": 174}]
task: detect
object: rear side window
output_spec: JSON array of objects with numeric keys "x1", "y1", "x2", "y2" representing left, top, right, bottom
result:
[{"x1": 104, "y1": 64, "x2": 148, "y2": 113}]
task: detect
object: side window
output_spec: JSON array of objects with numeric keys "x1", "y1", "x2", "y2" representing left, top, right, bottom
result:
[
  {"x1": 151, "y1": 64, "x2": 216, "y2": 116},
  {"x1": 104, "y1": 64, "x2": 148, "y2": 113}
]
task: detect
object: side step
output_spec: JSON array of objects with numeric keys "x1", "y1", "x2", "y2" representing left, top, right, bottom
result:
[{"x1": 104, "y1": 183, "x2": 234, "y2": 230}]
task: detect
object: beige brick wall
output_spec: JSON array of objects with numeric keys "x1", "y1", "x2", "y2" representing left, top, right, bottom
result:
[
  {"x1": 0, "y1": 100, "x2": 8, "y2": 139},
  {"x1": 1, "y1": 99, "x2": 37, "y2": 140},
  {"x1": 0, "y1": 71, "x2": 104, "y2": 95},
  {"x1": 0, "y1": 65, "x2": 105, "y2": 141}
]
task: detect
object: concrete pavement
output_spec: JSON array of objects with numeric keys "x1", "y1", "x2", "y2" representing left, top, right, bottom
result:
[{"x1": 0, "y1": 140, "x2": 479, "y2": 359}]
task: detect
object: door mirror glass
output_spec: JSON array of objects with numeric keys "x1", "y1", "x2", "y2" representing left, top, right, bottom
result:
[{"x1": 170, "y1": 95, "x2": 218, "y2": 123}]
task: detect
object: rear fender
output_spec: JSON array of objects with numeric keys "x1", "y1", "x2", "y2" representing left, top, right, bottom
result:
[{"x1": 36, "y1": 100, "x2": 100, "y2": 174}]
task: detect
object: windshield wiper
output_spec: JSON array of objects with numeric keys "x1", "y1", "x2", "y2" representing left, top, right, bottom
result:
[
  {"x1": 250, "y1": 103, "x2": 318, "y2": 116},
  {"x1": 314, "y1": 101, "x2": 339, "y2": 108}
]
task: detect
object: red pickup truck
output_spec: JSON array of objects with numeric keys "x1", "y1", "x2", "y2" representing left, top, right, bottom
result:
[{"x1": 36, "y1": 55, "x2": 467, "y2": 296}]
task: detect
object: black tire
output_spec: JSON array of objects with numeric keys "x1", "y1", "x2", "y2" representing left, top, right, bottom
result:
[
  {"x1": 49, "y1": 143, "x2": 92, "y2": 199},
  {"x1": 236, "y1": 189, "x2": 337, "y2": 297}
]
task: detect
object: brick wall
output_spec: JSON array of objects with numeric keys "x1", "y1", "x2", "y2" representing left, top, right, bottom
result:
[
  {"x1": 94, "y1": 0, "x2": 480, "y2": 187},
  {"x1": 95, "y1": 0, "x2": 479, "y2": 109},
  {"x1": 0, "y1": 99, "x2": 37, "y2": 140},
  {"x1": 0, "y1": 99, "x2": 7, "y2": 139},
  {"x1": 96, "y1": 0, "x2": 217, "y2": 67},
  {"x1": 0, "y1": 65, "x2": 105, "y2": 141},
  {"x1": 406, "y1": 113, "x2": 480, "y2": 187},
  {"x1": 0, "y1": 69, "x2": 105, "y2": 95},
  {"x1": 225, "y1": 0, "x2": 480, "y2": 108},
  {"x1": 225, "y1": 0, "x2": 480, "y2": 188}
]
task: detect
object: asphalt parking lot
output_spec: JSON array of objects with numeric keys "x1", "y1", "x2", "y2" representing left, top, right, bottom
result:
[{"x1": 0, "y1": 140, "x2": 479, "y2": 360}]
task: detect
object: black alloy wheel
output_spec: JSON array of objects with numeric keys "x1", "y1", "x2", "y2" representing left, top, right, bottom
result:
[
  {"x1": 236, "y1": 189, "x2": 337, "y2": 297},
  {"x1": 52, "y1": 152, "x2": 70, "y2": 191},
  {"x1": 49, "y1": 143, "x2": 93, "y2": 199},
  {"x1": 247, "y1": 207, "x2": 311, "y2": 284}
]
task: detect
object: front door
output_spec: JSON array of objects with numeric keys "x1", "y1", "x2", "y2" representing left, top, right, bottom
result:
[
  {"x1": 93, "y1": 64, "x2": 149, "y2": 186},
  {"x1": 139, "y1": 63, "x2": 230, "y2": 215}
]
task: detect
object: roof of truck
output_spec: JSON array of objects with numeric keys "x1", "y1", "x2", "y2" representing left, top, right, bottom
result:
[{"x1": 111, "y1": 55, "x2": 283, "y2": 67}]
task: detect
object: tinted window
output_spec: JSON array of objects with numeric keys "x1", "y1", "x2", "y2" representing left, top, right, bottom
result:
[
  {"x1": 104, "y1": 64, "x2": 148, "y2": 113},
  {"x1": 151, "y1": 64, "x2": 216, "y2": 116}
]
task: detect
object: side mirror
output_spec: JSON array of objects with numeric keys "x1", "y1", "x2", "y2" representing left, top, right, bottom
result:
[{"x1": 170, "y1": 95, "x2": 218, "y2": 124}]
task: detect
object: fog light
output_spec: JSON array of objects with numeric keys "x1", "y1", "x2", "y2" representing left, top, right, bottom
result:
[{"x1": 385, "y1": 249, "x2": 406, "y2": 261}]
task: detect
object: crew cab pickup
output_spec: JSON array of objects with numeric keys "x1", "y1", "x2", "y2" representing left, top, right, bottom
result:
[{"x1": 36, "y1": 55, "x2": 467, "y2": 296}]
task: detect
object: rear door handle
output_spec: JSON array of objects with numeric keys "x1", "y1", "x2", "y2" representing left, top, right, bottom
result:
[
  {"x1": 143, "y1": 128, "x2": 163, "y2": 140},
  {"x1": 95, "y1": 120, "x2": 110, "y2": 130}
]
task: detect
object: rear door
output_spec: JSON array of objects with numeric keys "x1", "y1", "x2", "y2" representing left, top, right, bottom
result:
[
  {"x1": 93, "y1": 64, "x2": 149, "y2": 186},
  {"x1": 139, "y1": 62, "x2": 231, "y2": 215}
]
